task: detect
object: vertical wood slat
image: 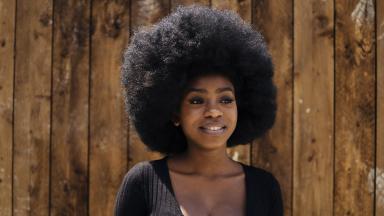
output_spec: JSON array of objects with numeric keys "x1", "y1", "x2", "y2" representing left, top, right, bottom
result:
[
  {"x1": 128, "y1": 0, "x2": 170, "y2": 168},
  {"x1": 211, "y1": 0, "x2": 251, "y2": 22},
  {"x1": 251, "y1": 0, "x2": 293, "y2": 215},
  {"x1": 376, "y1": 0, "x2": 384, "y2": 214},
  {"x1": 293, "y1": 0, "x2": 334, "y2": 215},
  {"x1": 90, "y1": 1, "x2": 130, "y2": 215},
  {"x1": 0, "y1": 0, "x2": 15, "y2": 215},
  {"x1": 50, "y1": 0, "x2": 90, "y2": 215},
  {"x1": 211, "y1": 0, "x2": 252, "y2": 165},
  {"x1": 171, "y1": 0, "x2": 209, "y2": 9},
  {"x1": 130, "y1": 0, "x2": 170, "y2": 32},
  {"x1": 334, "y1": 0, "x2": 376, "y2": 215},
  {"x1": 13, "y1": 0, "x2": 53, "y2": 215}
]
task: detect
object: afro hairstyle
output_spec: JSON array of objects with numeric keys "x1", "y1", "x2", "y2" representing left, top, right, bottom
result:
[{"x1": 122, "y1": 5, "x2": 277, "y2": 155}]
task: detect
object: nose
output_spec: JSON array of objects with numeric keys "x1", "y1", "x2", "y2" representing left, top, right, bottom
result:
[{"x1": 203, "y1": 103, "x2": 223, "y2": 118}]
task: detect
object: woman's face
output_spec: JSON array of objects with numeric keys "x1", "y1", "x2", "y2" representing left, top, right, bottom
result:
[{"x1": 176, "y1": 74, "x2": 238, "y2": 151}]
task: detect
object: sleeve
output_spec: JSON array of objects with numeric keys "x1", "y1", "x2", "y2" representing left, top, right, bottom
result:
[
  {"x1": 114, "y1": 163, "x2": 147, "y2": 216},
  {"x1": 268, "y1": 174, "x2": 284, "y2": 216}
]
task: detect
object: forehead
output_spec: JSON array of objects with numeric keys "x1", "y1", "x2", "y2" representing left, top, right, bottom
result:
[{"x1": 188, "y1": 74, "x2": 234, "y2": 88}]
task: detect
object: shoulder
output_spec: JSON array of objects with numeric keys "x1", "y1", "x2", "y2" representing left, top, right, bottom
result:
[
  {"x1": 116, "y1": 160, "x2": 162, "y2": 215},
  {"x1": 242, "y1": 164, "x2": 283, "y2": 214},
  {"x1": 243, "y1": 164, "x2": 279, "y2": 183},
  {"x1": 122, "y1": 157, "x2": 166, "y2": 182},
  {"x1": 242, "y1": 163, "x2": 282, "y2": 194}
]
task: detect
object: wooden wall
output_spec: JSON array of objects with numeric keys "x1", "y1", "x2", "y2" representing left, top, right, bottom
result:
[{"x1": 0, "y1": 0, "x2": 382, "y2": 215}]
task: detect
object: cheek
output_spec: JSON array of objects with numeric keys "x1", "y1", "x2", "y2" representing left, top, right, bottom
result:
[
  {"x1": 180, "y1": 106, "x2": 202, "y2": 125},
  {"x1": 179, "y1": 108, "x2": 203, "y2": 139},
  {"x1": 225, "y1": 104, "x2": 238, "y2": 122},
  {"x1": 230, "y1": 111, "x2": 238, "y2": 127}
]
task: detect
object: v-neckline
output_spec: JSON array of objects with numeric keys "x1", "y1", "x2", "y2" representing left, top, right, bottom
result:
[{"x1": 161, "y1": 156, "x2": 249, "y2": 216}]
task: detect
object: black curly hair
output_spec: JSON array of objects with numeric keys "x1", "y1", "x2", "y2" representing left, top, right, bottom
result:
[{"x1": 122, "y1": 5, "x2": 277, "y2": 155}]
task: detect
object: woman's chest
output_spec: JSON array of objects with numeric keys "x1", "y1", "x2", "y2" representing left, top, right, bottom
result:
[{"x1": 170, "y1": 172, "x2": 246, "y2": 216}]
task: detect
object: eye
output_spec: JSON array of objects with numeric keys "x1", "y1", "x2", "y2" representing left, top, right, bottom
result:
[
  {"x1": 189, "y1": 97, "x2": 204, "y2": 104},
  {"x1": 220, "y1": 97, "x2": 234, "y2": 104}
]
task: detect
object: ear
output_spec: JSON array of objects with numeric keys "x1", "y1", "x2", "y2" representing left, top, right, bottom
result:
[{"x1": 171, "y1": 112, "x2": 180, "y2": 124}]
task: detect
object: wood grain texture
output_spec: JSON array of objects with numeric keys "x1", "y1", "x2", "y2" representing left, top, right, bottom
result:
[
  {"x1": 50, "y1": 0, "x2": 89, "y2": 215},
  {"x1": 377, "y1": 0, "x2": 384, "y2": 214},
  {"x1": 0, "y1": 0, "x2": 15, "y2": 215},
  {"x1": 130, "y1": 0, "x2": 170, "y2": 32},
  {"x1": 128, "y1": 0, "x2": 169, "y2": 167},
  {"x1": 3, "y1": 1, "x2": 384, "y2": 214},
  {"x1": 210, "y1": 0, "x2": 251, "y2": 165},
  {"x1": 13, "y1": 0, "x2": 52, "y2": 215},
  {"x1": 293, "y1": 0, "x2": 334, "y2": 215},
  {"x1": 334, "y1": 0, "x2": 376, "y2": 215},
  {"x1": 211, "y1": 0, "x2": 251, "y2": 23},
  {"x1": 251, "y1": 0, "x2": 293, "y2": 215},
  {"x1": 90, "y1": 0, "x2": 130, "y2": 215},
  {"x1": 171, "y1": 0, "x2": 209, "y2": 10}
]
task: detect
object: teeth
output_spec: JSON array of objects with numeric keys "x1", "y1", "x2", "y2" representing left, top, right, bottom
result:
[{"x1": 205, "y1": 127, "x2": 223, "y2": 131}]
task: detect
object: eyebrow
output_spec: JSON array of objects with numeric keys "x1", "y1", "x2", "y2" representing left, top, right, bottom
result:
[{"x1": 186, "y1": 87, "x2": 234, "y2": 94}]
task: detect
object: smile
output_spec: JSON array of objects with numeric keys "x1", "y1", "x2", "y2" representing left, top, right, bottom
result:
[{"x1": 199, "y1": 126, "x2": 227, "y2": 135}]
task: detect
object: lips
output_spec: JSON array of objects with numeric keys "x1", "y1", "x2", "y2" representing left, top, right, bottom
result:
[{"x1": 199, "y1": 123, "x2": 227, "y2": 135}]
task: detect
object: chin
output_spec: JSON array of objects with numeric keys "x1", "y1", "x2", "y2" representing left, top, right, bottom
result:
[
  {"x1": 193, "y1": 140, "x2": 228, "y2": 151},
  {"x1": 186, "y1": 130, "x2": 233, "y2": 150}
]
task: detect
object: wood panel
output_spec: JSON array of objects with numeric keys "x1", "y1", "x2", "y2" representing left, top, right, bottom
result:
[
  {"x1": 211, "y1": 0, "x2": 251, "y2": 22},
  {"x1": 50, "y1": 0, "x2": 90, "y2": 215},
  {"x1": 2, "y1": 1, "x2": 384, "y2": 215},
  {"x1": 211, "y1": 0, "x2": 252, "y2": 166},
  {"x1": 171, "y1": 0, "x2": 209, "y2": 9},
  {"x1": 130, "y1": 0, "x2": 170, "y2": 32},
  {"x1": 377, "y1": 0, "x2": 384, "y2": 214},
  {"x1": 293, "y1": 0, "x2": 334, "y2": 215},
  {"x1": 128, "y1": 0, "x2": 170, "y2": 167},
  {"x1": 251, "y1": 0, "x2": 293, "y2": 215},
  {"x1": 334, "y1": 0, "x2": 376, "y2": 215},
  {"x1": 90, "y1": 0, "x2": 130, "y2": 215},
  {"x1": 0, "y1": 0, "x2": 15, "y2": 215},
  {"x1": 13, "y1": 0, "x2": 52, "y2": 215}
]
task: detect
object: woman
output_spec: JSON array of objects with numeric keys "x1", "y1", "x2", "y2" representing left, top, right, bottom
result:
[{"x1": 115, "y1": 5, "x2": 283, "y2": 216}]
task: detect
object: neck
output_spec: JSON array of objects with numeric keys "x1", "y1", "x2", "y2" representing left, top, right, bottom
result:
[{"x1": 168, "y1": 145, "x2": 238, "y2": 177}]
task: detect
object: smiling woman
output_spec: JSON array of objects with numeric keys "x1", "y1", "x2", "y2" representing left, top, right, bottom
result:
[
  {"x1": 115, "y1": 5, "x2": 282, "y2": 216},
  {"x1": 176, "y1": 74, "x2": 238, "y2": 152}
]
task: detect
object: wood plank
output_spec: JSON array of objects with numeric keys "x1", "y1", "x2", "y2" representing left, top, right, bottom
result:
[
  {"x1": 293, "y1": 0, "x2": 334, "y2": 215},
  {"x1": 211, "y1": 0, "x2": 252, "y2": 166},
  {"x1": 211, "y1": 0, "x2": 251, "y2": 23},
  {"x1": 128, "y1": 0, "x2": 169, "y2": 167},
  {"x1": 130, "y1": 0, "x2": 170, "y2": 32},
  {"x1": 376, "y1": 0, "x2": 384, "y2": 214},
  {"x1": 90, "y1": 1, "x2": 130, "y2": 215},
  {"x1": 334, "y1": 0, "x2": 376, "y2": 215},
  {"x1": 171, "y1": 0, "x2": 209, "y2": 10},
  {"x1": 0, "y1": 0, "x2": 15, "y2": 215},
  {"x1": 50, "y1": 0, "x2": 89, "y2": 215},
  {"x1": 251, "y1": 0, "x2": 292, "y2": 215},
  {"x1": 13, "y1": 0, "x2": 52, "y2": 215}
]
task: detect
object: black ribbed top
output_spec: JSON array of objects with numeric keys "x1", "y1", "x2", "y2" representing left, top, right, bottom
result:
[{"x1": 114, "y1": 156, "x2": 283, "y2": 216}]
